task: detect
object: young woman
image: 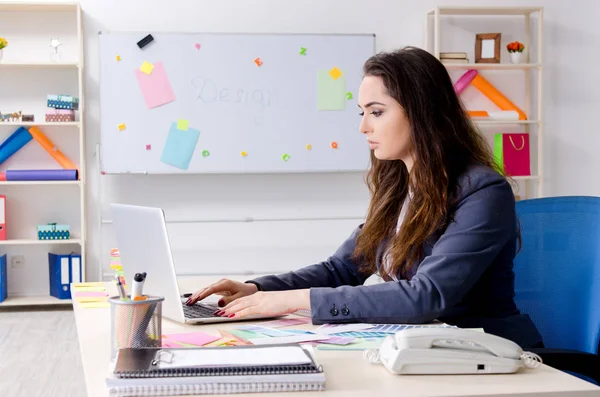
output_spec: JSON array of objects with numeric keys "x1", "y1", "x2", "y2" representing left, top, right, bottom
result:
[{"x1": 187, "y1": 46, "x2": 543, "y2": 348}]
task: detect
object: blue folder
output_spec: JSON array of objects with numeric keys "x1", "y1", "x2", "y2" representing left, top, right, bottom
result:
[
  {"x1": 48, "y1": 252, "x2": 82, "y2": 299},
  {"x1": 0, "y1": 254, "x2": 6, "y2": 302}
]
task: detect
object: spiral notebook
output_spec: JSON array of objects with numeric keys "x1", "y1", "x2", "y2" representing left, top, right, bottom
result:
[{"x1": 108, "y1": 344, "x2": 325, "y2": 396}]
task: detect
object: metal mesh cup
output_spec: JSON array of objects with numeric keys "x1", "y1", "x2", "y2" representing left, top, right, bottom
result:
[{"x1": 109, "y1": 295, "x2": 164, "y2": 360}]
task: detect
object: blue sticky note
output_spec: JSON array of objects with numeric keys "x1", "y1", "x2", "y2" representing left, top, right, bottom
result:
[{"x1": 160, "y1": 122, "x2": 200, "y2": 170}]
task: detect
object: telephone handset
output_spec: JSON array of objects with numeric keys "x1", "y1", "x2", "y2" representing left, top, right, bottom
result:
[{"x1": 364, "y1": 327, "x2": 542, "y2": 375}]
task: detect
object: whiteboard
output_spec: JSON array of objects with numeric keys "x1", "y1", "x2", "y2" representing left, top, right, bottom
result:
[{"x1": 99, "y1": 32, "x2": 375, "y2": 174}]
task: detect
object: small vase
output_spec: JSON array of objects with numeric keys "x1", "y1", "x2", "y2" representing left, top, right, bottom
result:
[
  {"x1": 0, "y1": 49, "x2": 3, "y2": 62},
  {"x1": 509, "y1": 52, "x2": 522, "y2": 64}
]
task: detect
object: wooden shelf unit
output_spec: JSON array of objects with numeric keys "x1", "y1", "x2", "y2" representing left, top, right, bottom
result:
[
  {"x1": 0, "y1": 1, "x2": 86, "y2": 307},
  {"x1": 426, "y1": 6, "x2": 544, "y2": 198}
]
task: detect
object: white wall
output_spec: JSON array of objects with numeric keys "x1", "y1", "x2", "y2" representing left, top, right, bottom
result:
[{"x1": 13, "y1": 0, "x2": 599, "y2": 283}]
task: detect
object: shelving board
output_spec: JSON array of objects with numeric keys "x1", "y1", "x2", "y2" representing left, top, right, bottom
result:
[
  {"x1": 0, "y1": 62, "x2": 80, "y2": 68},
  {"x1": 443, "y1": 63, "x2": 540, "y2": 70},
  {"x1": 0, "y1": 295, "x2": 72, "y2": 306},
  {"x1": 0, "y1": 122, "x2": 80, "y2": 127},
  {"x1": 0, "y1": 238, "x2": 82, "y2": 246},
  {"x1": 474, "y1": 120, "x2": 540, "y2": 125},
  {"x1": 0, "y1": 2, "x2": 78, "y2": 12},
  {"x1": 428, "y1": 7, "x2": 541, "y2": 16},
  {"x1": 0, "y1": 181, "x2": 82, "y2": 186}
]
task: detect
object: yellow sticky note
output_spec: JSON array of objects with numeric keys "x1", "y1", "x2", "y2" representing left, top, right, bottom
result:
[
  {"x1": 177, "y1": 119, "x2": 189, "y2": 131},
  {"x1": 116, "y1": 55, "x2": 121, "y2": 61},
  {"x1": 140, "y1": 61, "x2": 154, "y2": 75},
  {"x1": 80, "y1": 301, "x2": 110, "y2": 309},
  {"x1": 76, "y1": 297, "x2": 109, "y2": 303},
  {"x1": 117, "y1": 123, "x2": 126, "y2": 131},
  {"x1": 73, "y1": 286, "x2": 107, "y2": 292},
  {"x1": 74, "y1": 282, "x2": 105, "y2": 287},
  {"x1": 329, "y1": 66, "x2": 342, "y2": 80}
]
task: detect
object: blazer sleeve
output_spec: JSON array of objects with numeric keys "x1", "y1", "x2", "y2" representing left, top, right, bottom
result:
[
  {"x1": 249, "y1": 225, "x2": 369, "y2": 290},
  {"x1": 308, "y1": 175, "x2": 517, "y2": 324}
]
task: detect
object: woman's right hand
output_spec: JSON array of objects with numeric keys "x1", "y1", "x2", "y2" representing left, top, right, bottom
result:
[{"x1": 185, "y1": 279, "x2": 259, "y2": 307}]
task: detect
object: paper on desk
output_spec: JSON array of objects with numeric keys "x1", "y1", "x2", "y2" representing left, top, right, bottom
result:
[
  {"x1": 73, "y1": 291, "x2": 108, "y2": 298},
  {"x1": 157, "y1": 345, "x2": 312, "y2": 369},
  {"x1": 76, "y1": 296, "x2": 109, "y2": 303},
  {"x1": 317, "y1": 338, "x2": 382, "y2": 351},
  {"x1": 248, "y1": 334, "x2": 329, "y2": 345},
  {"x1": 80, "y1": 301, "x2": 110, "y2": 309},
  {"x1": 236, "y1": 325, "x2": 296, "y2": 337},
  {"x1": 256, "y1": 318, "x2": 310, "y2": 328},
  {"x1": 162, "y1": 332, "x2": 220, "y2": 347},
  {"x1": 73, "y1": 286, "x2": 107, "y2": 292},
  {"x1": 315, "y1": 323, "x2": 374, "y2": 335},
  {"x1": 73, "y1": 282, "x2": 105, "y2": 287}
]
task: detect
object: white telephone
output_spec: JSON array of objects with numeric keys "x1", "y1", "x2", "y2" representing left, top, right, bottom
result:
[{"x1": 364, "y1": 327, "x2": 542, "y2": 375}]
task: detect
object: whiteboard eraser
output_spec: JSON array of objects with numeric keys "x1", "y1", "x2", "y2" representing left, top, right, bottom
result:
[{"x1": 137, "y1": 34, "x2": 154, "y2": 49}]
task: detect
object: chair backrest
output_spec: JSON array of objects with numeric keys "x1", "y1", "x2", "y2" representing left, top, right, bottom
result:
[{"x1": 514, "y1": 196, "x2": 600, "y2": 354}]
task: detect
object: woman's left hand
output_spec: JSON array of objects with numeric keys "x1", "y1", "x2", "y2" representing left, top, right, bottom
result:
[{"x1": 216, "y1": 289, "x2": 311, "y2": 319}]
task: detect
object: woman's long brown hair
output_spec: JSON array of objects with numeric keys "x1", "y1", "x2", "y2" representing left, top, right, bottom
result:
[{"x1": 353, "y1": 46, "x2": 502, "y2": 280}]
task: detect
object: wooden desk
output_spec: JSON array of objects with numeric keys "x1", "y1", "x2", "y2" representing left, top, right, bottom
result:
[{"x1": 72, "y1": 276, "x2": 600, "y2": 397}]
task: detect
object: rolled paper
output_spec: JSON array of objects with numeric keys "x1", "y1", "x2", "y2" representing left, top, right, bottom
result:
[
  {"x1": 0, "y1": 127, "x2": 32, "y2": 166},
  {"x1": 5, "y1": 169, "x2": 78, "y2": 181},
  {"x1": 454, "y1": 69, "x2": 478, "y2": 94},
  {"x1": 471, "y1": 74, "x2": 527, "y2": 120},
  {"x1": 27, "y1": 126, "x2": 79, "y2": 172},
  {"x1": 468, "y1": 110, "x2": 489, "y2": 117},
  {"x1": 467, "y1": 110, "x2": 520, "y2": 120},
  {"x1": 487, "y1": 111, "x2": 520, "y2": 120}
]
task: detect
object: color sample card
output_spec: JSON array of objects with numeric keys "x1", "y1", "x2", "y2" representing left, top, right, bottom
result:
[
  {"x1": 162, "y1": 332, "x2": 221, "y2": 347},
  {"x1": 134, "y1": 61, "x2": 176, "y2": 109},
  {"x1": 317, "y1": 69, "x2": 346, "y2": 111},
  {"x1": 160, "y1": 122, "x2": 200, "y2": 170}
]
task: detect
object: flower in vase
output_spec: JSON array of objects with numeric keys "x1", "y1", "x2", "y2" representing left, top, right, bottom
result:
[
  {"x1": 0, "y1": 37, "x2": 8, "y2": 50},
  {"x1": 507, "y1": 41, "x2": 524, "y2": 53}
]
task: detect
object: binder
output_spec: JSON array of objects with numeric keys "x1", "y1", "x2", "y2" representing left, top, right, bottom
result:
[
  {"x1": 48, "y1": 252, "x2": 82, "y2": 299},
  {"x1": 108, "y1": 345, "x2": 325, "y2": 396},
  {"x1": 0, "y1": 195, "x2": 6, "y2": 240},
  {"x1": 0, "y1": 254, "x2": 7, "y2": 303}
]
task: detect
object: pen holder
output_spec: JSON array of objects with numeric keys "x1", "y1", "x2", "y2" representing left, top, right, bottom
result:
[{"x1": 109, "y1": 295, "x2": 164, "y2": 361}]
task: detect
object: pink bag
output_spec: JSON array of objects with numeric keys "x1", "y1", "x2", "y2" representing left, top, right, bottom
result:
[{"x1": 493, "y1": 133, "x2": 531, "y2": 176}]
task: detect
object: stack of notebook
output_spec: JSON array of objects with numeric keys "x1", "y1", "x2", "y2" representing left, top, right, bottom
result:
[{"x1": 106, "y1": 344, "x2": 326, "y2": 396}]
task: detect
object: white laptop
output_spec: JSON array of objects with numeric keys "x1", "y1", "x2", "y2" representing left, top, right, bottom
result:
[{"x1": 110, "y1": 203, "x2": 274, "y2": 324}]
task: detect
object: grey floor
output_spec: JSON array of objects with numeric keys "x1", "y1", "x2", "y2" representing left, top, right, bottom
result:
[{"x1": 0, "y1": 307, "x2": 87, "y2": 397}]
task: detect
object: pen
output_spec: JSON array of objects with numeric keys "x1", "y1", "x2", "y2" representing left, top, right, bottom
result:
[
  {"x1": 115, "y1": 275, "x2": 127, "y2": 300},
  {"x1": 131, "y1": 272, "x2": 147, "y2": 300}
]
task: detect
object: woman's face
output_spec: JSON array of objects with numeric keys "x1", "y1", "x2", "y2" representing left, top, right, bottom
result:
[{"x1": 358, "y1": 76, "x2": 412, "y2": 167}]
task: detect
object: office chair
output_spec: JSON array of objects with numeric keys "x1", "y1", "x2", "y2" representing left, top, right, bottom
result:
[{"x1": 513, "y1": 196, "x2": 600, "y2": 385}]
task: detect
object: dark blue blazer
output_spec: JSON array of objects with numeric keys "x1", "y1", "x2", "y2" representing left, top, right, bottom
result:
[{"x1": 251, "y1": 164, "x2": 543, "y2": 348}]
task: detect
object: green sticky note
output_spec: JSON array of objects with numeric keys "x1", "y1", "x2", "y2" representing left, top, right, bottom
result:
[
  {"x1": 317, "y1": 69, "x2": 346, "y2": 111},
  {"x1": 177, "y1": 119, "x2": 189, "y2": 131},
  {"x1": 493, "y1": 133, "x2": 504, "y2": 173}
]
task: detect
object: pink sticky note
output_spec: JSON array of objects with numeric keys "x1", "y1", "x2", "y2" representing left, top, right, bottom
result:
[
  {"x1": 162, "y1": 340, "x2": 181, "y2": 348},
  {"x1": 195, "y1": 43, "x2": 201, "y2": 50},
  {"x1": 134, "y1": 61, "x2": 176, "y2": 109},
  {"x1": 163, "y1": 332, "x2": 220, "y2": 346},
  {"x1": 74, "y1": 291, "x2": 109, "y2": 298}
]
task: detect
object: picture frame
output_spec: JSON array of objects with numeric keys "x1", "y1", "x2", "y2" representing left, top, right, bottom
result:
[{"x1": 475, "y1": 33, "x2": 501, "y2": 63}]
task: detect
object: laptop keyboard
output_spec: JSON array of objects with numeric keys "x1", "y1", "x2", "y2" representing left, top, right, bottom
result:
[{"x1": 182, "y1": 303, "x2": 221, "y2": 319}]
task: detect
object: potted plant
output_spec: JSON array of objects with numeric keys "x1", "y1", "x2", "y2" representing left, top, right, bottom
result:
[
  {"x1": 507, "y1": 41, "x2": 525, "y2": 64},
  {"x1": 0, "y1": 37, "x2": 7, "y2": 61}
]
